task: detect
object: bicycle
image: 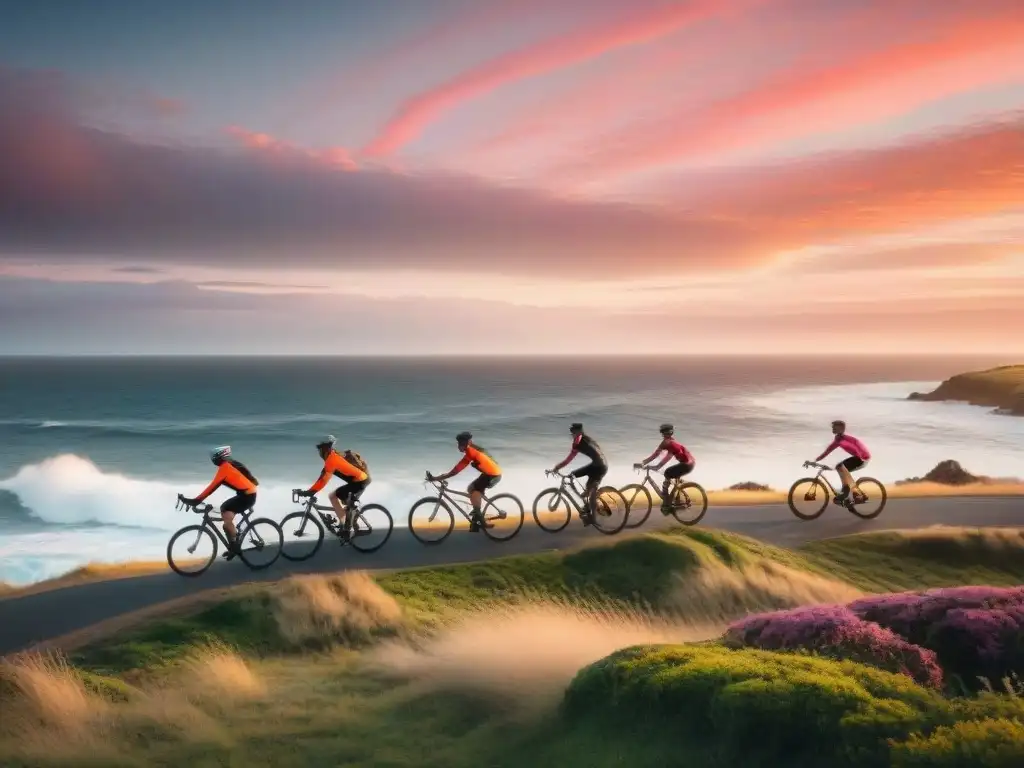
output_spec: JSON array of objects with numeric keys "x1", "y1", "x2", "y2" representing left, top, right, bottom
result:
[
  {"x1": 619, "y1": 466, "x2": 708, "y2": 527},
  {"x1": 408, "y1": 474, "x2": 524, "y2": 544},
  {"x1": 279, "y1": 489, "x2": 394, "y2": 561},
  {"x1": 787, "y1": 461, "x2": 887, "y2": 520},
  {"x1": 532, "y1": 470, "x2": 628, "y2": 535},
  {"x1": 168, "y1": 494, "x2": 283, "y2": 577}
]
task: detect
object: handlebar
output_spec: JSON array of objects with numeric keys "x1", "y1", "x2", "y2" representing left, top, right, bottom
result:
[
  {"x1": 634, "y1": 464, "x2": 661, "y2": 475},
  {"x1": 424, "y1": 472, "x2": 449, "y2": 488},
  {"x1": 803, "y1": 461, "x2": 832, "y2": 471},
  {"x1": 176, "y1": 493, "x2": 213, "y2": 514},
  {"x1": 291, "y1": 488, "x2": 318, "y2": 504}
]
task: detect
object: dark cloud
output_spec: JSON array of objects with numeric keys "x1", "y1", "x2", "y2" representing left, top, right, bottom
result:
[{"x1": 0, "y1": 67, "x2": 763, "y2": 278}]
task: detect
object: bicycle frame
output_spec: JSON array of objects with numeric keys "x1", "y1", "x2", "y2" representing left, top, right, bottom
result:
[
  {"x1": 634, "y1": 466, "x2": 694, "y2": 506},
  {"x1": 803, "y1": 462, "x2": 843, "y2": 495},
  {"x1": 175, "y1": 496, "x2": 262, "y2": 552},
  {"x1": 546, "y1": 472, "x2": 592, "y2": 514},
  {"x1": 289, "y1": 491, "x2": 366, "y2": 531},
  {"x1": 425, "y1": 478, "x2": 495, "y2": 521}
]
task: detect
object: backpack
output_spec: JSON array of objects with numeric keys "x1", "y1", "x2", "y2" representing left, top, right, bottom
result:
[{"x1": 344, "y1": 449, "x2": 369, "y2": 478}]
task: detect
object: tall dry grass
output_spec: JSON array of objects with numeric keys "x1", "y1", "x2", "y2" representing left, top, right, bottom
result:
[{"x1": 270, "y1": 571, "x2": 405, "y2": 647}]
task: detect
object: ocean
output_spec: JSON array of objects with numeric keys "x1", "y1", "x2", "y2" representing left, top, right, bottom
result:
[{"x1": 1, "y1": 355, "x2": 1021, "y2": 585}]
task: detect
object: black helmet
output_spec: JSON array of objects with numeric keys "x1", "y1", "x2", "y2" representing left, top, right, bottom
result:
[
  {"x1": 456, "y1": 431, "x2": 472, "y2": 443},
  {"x1": 659, "y1": 423, "x2": 674, "y2": 435},
  {"x1": 570, "y1": 422, "x2": 583, "y2": 433}
]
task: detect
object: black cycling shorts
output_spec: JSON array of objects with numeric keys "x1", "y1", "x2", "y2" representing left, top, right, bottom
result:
[
  {"x1": 332, "y1": 478, "x2": 370, "y2": 504},
  {"x1": 221, "y1": 492, "x2": 256, "y2": 515},
  {"x1": 468, "y1": 474, "x2": 501, "y2": 494},
  {"x1": 838, "y1": 457, "x2": 866, "y2": 472},
  {"x1": 664, "y1": 462, "x2": 695, "y2": 481},
  {"x1": 571, "y1": 462, "x2": 608, "y2": 486}
]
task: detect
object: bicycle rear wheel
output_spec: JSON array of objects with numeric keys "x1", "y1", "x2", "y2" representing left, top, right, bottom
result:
[
  {"x1": 409, "y1": 497, "x2": 455, "y2": 544},
  {"x1": 620, "y1": 483, "x2": 653, "y2": 528},
  {"x1": 350, "y1": 503, "x2": 394, "y2": 553},
  {"x1": 788, "y1": 478, "x2": 829, "y2": 520},
  {"x1": 236, "y1": 517, "x2": 283, "y2": 570},
  {"x1": 532, "y1": 488, "x2": 572, "y2": 532},
  {"x1": 482, "y1": 493, "x2": 525, "y2": 541},
  {"x1": 671, "y1": 482, "x2": 708, "y2": 526},
  {"x1": 279, "y1": 510, "x2": 325, "y2": 561},
  {"x1": 167, "y1": 524, "x2": 217, "y2": 577},
  {"x1": 849, "y1": 478, "x2": 886, "y2": 519},
  {"x1": 592, "y1": 486, "x2": 629, "y2": 535}
]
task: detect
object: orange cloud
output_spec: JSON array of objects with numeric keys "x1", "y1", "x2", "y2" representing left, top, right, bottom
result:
[
  {"x1": 361, "y1": 0, "x2": 734, "y2": 158},
  {"x1": 559, "y1": 11, "x2": 1024, "y2": 182},
  {"x1": 225, "y1": 126, "x2": 357, "y2": 170}
]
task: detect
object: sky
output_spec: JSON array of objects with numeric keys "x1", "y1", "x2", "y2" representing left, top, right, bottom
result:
[{"x1": 0, "y1": 0, "x2": 1022, "y2": 355}]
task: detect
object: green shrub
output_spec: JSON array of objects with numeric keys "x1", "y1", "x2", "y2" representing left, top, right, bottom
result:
[{"x1": 891, "y1": 718, "x2": 1024, "y2": 767}]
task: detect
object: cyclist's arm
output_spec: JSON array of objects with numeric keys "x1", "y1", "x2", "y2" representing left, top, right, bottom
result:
[
  {"x1": 640, "y1": 443, "x2": 664, "y2": 466},
  {"x1": 435, "y1": 454, "x2": 471, "y2": 481},
  {"x1": 553, "y1": 436, "x2": 581, "y2": 471},
  {"x1": 308, "y1": 466, "x2": 331, "y2": 494},
  {"x1": 194, "y1": 465, "x2": 226, "y2": 502},
  {"x1": 814, "y1": 438, "x2": 840, "y2": 462}
]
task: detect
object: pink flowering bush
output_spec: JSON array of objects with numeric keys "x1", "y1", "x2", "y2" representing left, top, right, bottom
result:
[
  {"x1": 724, "y1": 605, "x2": 944, "y2": 688},
  {"x1": 849, "y1": 587, "x2": 1024, "y2": 688}
]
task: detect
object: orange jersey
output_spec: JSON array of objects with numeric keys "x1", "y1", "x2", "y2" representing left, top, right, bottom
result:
[
  {"x1": 453, "y1": 444, "x2": 501, "y2": 476},
  {"x1": 309, "y1": 450, "x2": 368, "y2": 492},
  {"x1": 196, "y1": 459, "x2": 258, "y2": 501}
]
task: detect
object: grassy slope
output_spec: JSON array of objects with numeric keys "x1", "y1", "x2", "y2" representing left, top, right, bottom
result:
[{"x1": 4, "y1": 526, "x2": 1024, "y2": 768}]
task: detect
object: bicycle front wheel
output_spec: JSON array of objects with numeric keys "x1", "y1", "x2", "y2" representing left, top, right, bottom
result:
[
  {"x1": 482, "y1": 493, "x2": 525, "y2": 542},
  {"x1": 237, "y1": 517, "x2": 283, "y2": 570},
  {"x1": 592, "y1": 486, "x2": 629, "y2": 535},
  {"x1": 279, "y1": 510, "x2": 324, "y2": 561},
  {"x1": 350, "y1": 503, "x2": 394, "y2": 553},
  {"x1": 532, "y1": 488, "x2": 572, "y2": 532},
  {"x1": 671, "y1": 482, "x2": 708, "y2": 526},
  {"x1": 167, "y1": 524, "x2": 217, "y2": 577},
  {"x1": 409, "y1": 497, "x2": 455, "y2": 544},
  {"x1": 788, "y1": 477, "x2": 829, "y2": 520},
  {"x1": 620, "y1": 483, "x2": 653, "y2": 528},
  {"x1": 849, "y1": 478, "x2": 887, "y2": 519}
]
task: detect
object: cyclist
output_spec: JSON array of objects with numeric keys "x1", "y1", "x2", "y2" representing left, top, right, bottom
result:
[
  {"x1": 427, "y1": 431, "x2": 501, "y2": 532},
  {"x1": 182, "y1": 446, "x2": 259, "y2": 560},
  {"x1": 547, "y1": 422, "x2": 607, "y2": 525},
  {"x1": 634, "y1": 423, "x2": 695, "y2": 513},
  {"x1": 809, "y1": 420, "x2": 871, "y2": 508},
  {"x1": 295, "y1": 435, "x2": 369, "y2": 538}
]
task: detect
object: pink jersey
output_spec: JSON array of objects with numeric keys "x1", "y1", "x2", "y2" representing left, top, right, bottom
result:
[
  {"x1": 818, "y1": 434, "x2": 871, "y2": 461},
  {"x1": 661, "y1": 438, "x2": 694, "y2": 464}
]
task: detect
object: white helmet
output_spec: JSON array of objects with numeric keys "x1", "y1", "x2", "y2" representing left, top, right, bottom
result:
[
  {"x1": 210, "y1": 445, "x2": 231, "y2": 463},
  {"x1": 316, "y1": 434, "x2": 336, "y2": 449}
]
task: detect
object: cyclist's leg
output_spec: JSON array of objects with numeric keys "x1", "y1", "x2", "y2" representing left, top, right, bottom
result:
[
  {"x1": 662, "y1": 464, "x2": 683, "y2": 509},
  {"x1": 468, "y1": 474, "x2": 497, "y2": 529},
  {"x1": 835, "y1": 457, "x2": 863, "y2": 500},
  {"x1": 220, "y1": 492, "x2": 252, "y2": 553},
  {"x1": 331, "y1": 483, "x2": 355, "y2": 527},
  {"x1": 570, "y1": 463, "x2": 599, "y2": 516}
]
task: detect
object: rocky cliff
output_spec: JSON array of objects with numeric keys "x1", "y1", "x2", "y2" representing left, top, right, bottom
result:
[{"x1": 908, "y1": 365, "x2": 1024, "y2": 415}]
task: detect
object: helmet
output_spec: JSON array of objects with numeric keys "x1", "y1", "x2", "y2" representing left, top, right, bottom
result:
[
  {"x1": 831, "y1": 420, "x2": 846, "y2": 431},
  {"x1": 456, "y1": 431, "x2": 472, "y2": 443},
  {"x1": 316, "y1": 434, "x2": 336, "y2": 449},
  {"x1": 659, "y1": 423, "x2": 674, "y2": 435},
  {"x1": 210, "y1": 445, "x2": 231, "y2": 463},
  {"x1": 570, "y1": 422, "x2": 583, "y2": 433}
]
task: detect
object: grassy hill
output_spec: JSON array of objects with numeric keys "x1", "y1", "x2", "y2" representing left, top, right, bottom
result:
[{"x1": 2, "y1": 526, "x2": 1024, "y2": 767}]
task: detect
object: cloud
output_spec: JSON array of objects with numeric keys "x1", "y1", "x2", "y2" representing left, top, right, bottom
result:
[
  {"x1": 0, "y1": 66, "x2": 769, "y2": 278},
  {"x1": 360, "y1": 0, "x2": 732, "y2": 157},
  {"x1": 556, "y1": 8, "x2": 1024, "y2": 182}
]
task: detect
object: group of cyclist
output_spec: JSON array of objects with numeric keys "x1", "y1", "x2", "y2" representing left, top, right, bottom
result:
[{"x1": 180, "y1": 419, "x2": 870, "y2": 558}]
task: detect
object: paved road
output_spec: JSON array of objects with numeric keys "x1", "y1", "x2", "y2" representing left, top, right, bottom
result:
[{"x1": 1, "y1": 495, "x2": 1021, "y2": 655}]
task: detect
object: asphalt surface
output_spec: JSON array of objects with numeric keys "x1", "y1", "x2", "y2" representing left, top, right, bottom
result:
[{"x1": 1, "y1": 495, "x2": 1021, "y2": 655}]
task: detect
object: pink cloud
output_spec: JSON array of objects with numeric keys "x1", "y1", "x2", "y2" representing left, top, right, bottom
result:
[
  {"x1": 361, "y1": 0, "x2": 735, "y2": 158},
  {"x1": 556, "y1": 10, "x2": 1024, "y2": 182},
  {"x1": 225, "y1": 125, "x2": 357, "y2": 170}
]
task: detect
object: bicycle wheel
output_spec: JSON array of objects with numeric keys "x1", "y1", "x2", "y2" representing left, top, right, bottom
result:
[
  {"x1": 592, "y1": 486, "x2": 629, "y2": 535},
  {"x1": 620, "y1": 483, "x2": 653, "y2": 528},
  {"x1": 167, "y1": 524, "x2": 217, "y2": 577},
  {"x1": 279, "y1": 510, "x2": 325, "y2": 562},
  {"x1": 409, "y1": 497, "x2": 455, "y2": 544},
  {"x1": 849, "y1": 478, "x2": 887, "y2": 519},
  {"x1": 532, "y1": 488, "x2": 572, "y2": 532},
  {"x1": 236, "y1": 517, "x2": 283, "y2": 570},
  {"x1": 788, "y1": 477, "x2": 829, "y2": 520},
  {"x1": 350, "y1": 503, "x2": 394, "y2": 553},
  {"x1": 482, "y1": 493, "x2": 525, "y2": 542},
  {"x1": 671, "y1": 482, "x2": 708, "y2": 526}
]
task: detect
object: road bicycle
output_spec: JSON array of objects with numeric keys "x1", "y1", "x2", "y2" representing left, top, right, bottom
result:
[
  {"x1": 532, "y1": 470, "x2": 628, "y2": 535},
  {"x1": 408, "y1": 474, "x2": 524, "y2": 544},
  {"x1": 278, "y1": 489, "x2": 394, "y2": 561},
  {"x1": 787, "y1": 461, "x2": 887, "y2": 520},
  {"x1": 168, "y1": 494, "x2": 283, "y2": 576},
  {"x1": 619, "y1": 466, "x2": 708, "y2": 527}
]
